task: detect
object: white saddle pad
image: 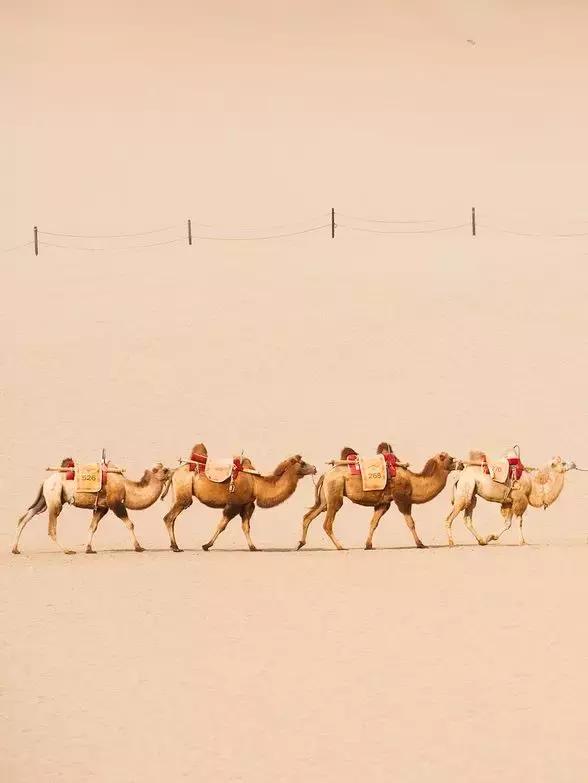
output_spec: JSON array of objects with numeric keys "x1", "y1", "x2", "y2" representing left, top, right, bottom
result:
[
  {"x1": 75, "y1": 463, "x2": 102, "y2": 493},
  {"x1": 488, "y1": 458, "x2": 510, "y2": 484},
  {"x1": 204, "y1": 458, "x2": 233, "y2": 483},
  {"x1": 358, "y1": 455, "x2": 387, "y2": 491}
]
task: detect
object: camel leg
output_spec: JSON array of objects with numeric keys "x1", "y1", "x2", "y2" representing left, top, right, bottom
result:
[
  {"x1": 111, "y1": 503, "x2": 144, "y2": 552},
  {"x1": 518, "y1": 516, "x2": 527, "y2": 545},
  {"x1": 202, "y1": 506, "x2": 240, "y2": 551},
  {"x1": 463, "y1": 500, "x2": 487, "y2": 546},
  {"x1": 240, "y1": 502, "x2": 257, "y2": 551},
  {"x1": 297, "y1": 502, "x2": 327, "y2": 550},
  {"x1": 395, "y1": 500, "x2": 425, "y2": 548},
  {"x1": 323, "y1": 497, "x2": 345, "y2": 550},
  {"x1": 487, "y1": 506, "x2": 513, "y2": 544},
  {"x1": 48, "y1": 501, "x2": 76, "y2": 555},
  {"x1": 163, "y1": 497, "x2": 193, "y2": 552},
  {"x1": 12, "y1": 494, "x2": 47, "y2": 554},
  {"x1": 85, "y1": 507, "x2": 108, "y2": 554},
  {"x1": 365, "y1": 503, "x2": 390, "y2": 550},
  {"x1": 445, "y1": 502, "x2": 465, "y2": 547}
]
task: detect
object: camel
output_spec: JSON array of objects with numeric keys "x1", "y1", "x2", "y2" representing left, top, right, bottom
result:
[
  {"x1": 162, "y1": 444, "x2": 317, "y2": 551},
  {"x1": 445, "y1": 454, "x2": 575, "y2": 546},
  {"x1": 13, "y1": 460, "x2": 171, "y2": 555},
  {"x1": 297, "y1": 443, "x2": 459, "y2": 550}
]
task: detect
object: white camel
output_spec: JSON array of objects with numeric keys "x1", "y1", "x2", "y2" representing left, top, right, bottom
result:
[{"x1": 445, "y1": 455, "x2": 576, "y2": 547}]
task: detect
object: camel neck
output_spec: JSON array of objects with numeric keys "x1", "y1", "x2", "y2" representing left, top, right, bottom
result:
[
  {"x1": 254, "y1": 466, "x2": 299, "y2": 509},
  {"x1": 404, "y1": 466, "x2": 449, "y2": 504}
]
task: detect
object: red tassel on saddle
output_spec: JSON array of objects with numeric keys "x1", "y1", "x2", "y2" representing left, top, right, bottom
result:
[
  {"x1": 508, "y1": 457, "x2": 524, "y2": 480},
  {"x1": 346, "y1": 451, "x2": 361, "y2": 476},
  {"x1": 63, "y1": 458, "x2": 75, "y2": 481},
  {"x1": 383, "y1": 452, "x2": 398, "y2": 478}
]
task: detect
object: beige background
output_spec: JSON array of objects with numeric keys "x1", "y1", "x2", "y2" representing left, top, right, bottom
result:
[{"x1": 1, "y1": 2, "x2": 587, "y2": 781}]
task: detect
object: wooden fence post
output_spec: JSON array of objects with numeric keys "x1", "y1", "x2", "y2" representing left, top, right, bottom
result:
[
  {"x1": 34, "y1": 226, "x2": 38, "y2": 256},
  {"x1": 187, "y1": 219, "x2": 192, "y2": 246},
  {"x1": 471, "y1": 207, "x2": 476, "y2": 237},
  {"x1": 331, "y1": 208, "x2": 335, "y2": 238}
]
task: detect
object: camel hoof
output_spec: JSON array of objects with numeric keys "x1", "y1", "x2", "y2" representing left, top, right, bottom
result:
[
  {"x1": 85, "y1": 547, "x2": 96, "y2": 554},
  {"x1": 447, "y1": 541, "x2": 455, "y2": 548},
  {"x1": 416, "y1": 541, "x2": 427, "y2": 549},
  {"x1": 249, "y1": 545, "x2": 258, "y2": 552},
  {"x1": 296, "y1": 541, "x2": 305, "y2": 551},
  {"x1": 365, "y1": 542, "x2": 373, "y2": 550},
  {"x1": 134, "y1": 545, "x2": 145, "y2": 553},
  {"x1": 202, "y1": 543, "x2": 211, "y2": 551},
  {"x1": 11, "y1": 548, "x2": 20, "y2": 555},
  {"x1": 64, "y1": 549, "x2": 76, "y2": 555},
  {"x1": 479, "y1": 538, "x2": 488, "y2": 546},
  {"x1": 170, "y1": 546, "x2": 183, "y2": 553}
]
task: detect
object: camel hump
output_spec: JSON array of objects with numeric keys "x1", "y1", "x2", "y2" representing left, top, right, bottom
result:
[
  {"x1": 190, "y1": 443, "x2": 208, "y2": 457},
  {"x1": 469, "y1": 450, "x2": 487, "y2": 463},
  {"x1": 241, "y1": 457, "x2": 255, "y2": 470},
  {"x1": 376, "y1": 442, "x2": 393, "y2": 454},
  {"x1": 340, "y1": 446, "x2": 358, "y2": 459}
]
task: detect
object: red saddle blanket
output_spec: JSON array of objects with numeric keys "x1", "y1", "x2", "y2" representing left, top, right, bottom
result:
[
  {"x1": 346, "y1": 451, "x2": 398, "y2": 479},
  {"x1": 188, "y1": 452, "x2": 244, "y2": 482}
]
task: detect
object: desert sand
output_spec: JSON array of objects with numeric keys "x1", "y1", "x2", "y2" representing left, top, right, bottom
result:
[{"x1": 2, "y1": 2, "x2": 588, "y2": 781}]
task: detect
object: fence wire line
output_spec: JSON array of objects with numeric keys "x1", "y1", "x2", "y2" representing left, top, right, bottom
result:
[
  {"x1": 39, "y1": 238, "x2": 184, "y2": 252},
  {"x1": 189, "y1": 213, "x2": 332, "y2": 231},
  {"x1": 190, "y1": 224, "x2": 330, "y2": 241},
  {"x1": 480, "y1": 224, "x2": 588, "y2": 238},
  {"x1": 338, "y1": 213, "x2": 434, "y2": 224},
  {"x1": 39, "y1": 225, "x2": 180, "y2": 239},
  {"x1": 339, "y1": 223, "x2": 468, "y2": 235},
  {"x1": 1, "y1": 241, "x2": 34, "y2": 253}
]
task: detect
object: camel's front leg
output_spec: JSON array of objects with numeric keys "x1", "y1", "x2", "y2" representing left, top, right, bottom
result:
[
  {"x1": 240, "y1": 502, "x2": 257, "y2": 551},
  {"x1": 297, "y1": 502, "x2": 327, "y2": 550},
  {"x1": 463, "y1": 499, "x2": 487, "y2": 546},
  {"x1": 86, "y1": 507, "x2": 108, "y2": 553},
  {"x1": 396, "y1": 500, "x2": 425, "y2": 548},
  {"x1": 163, "y1": 497, "x2": 193, "y2": 552},
  {"x1": 365, "y1": 503, "x2": 390, "y2": 550},
  {"x1": 518, "y1": 516, "x2": 527, "y2": 545},
  {"x1": 487, "y1": 506, "x2": 513, "y2": 544},
  {"x1": 48, "y1": 502, "x2": 76, "y2": 555},
  {"x1": 202, "y1": 506, "x2": 239, "y2": 551},
  {"x1": 112, "y1": 504, "x2": 144, "y2": 552}
]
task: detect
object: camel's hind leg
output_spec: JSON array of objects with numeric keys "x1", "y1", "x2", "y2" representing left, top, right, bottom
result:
[
  {"x1": 240, "y1": 502, "x2": 257, "y2": 551},
  {"x1": 365, "y1": 503, "x2": 390, "y2": 550},
  {"x1": 12, "y1": 490, "x2": 47, "y2": 554},
  {"x1": 323, "y1": 494, "x2": 345, "y2": 551},
  {"x1": 85, "y1": 507, "x2": 108, "y2": 554},
  {"x1": 202, "y1": 505, "x2": 240, "y2": 551},
  {"x1": 48, "y1": 501, "x2": 76, "y2": 555},
  {"x1": 518, "y1": 515, "x2": 527, "y2": 545},
  {"x1": 297, "y1": 501, "x2": 327, "y2": 550},
  {"x1": 163, "y1": 497, "x2": 193, "y2": 552},
  {"x1": 111, "y1": 503, "x2": 144, "y2": 552},
  {"x1": 463, "y1": 498, "x2": 487, "y2": 546}
]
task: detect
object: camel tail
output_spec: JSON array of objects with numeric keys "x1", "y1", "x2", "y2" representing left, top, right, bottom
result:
[
  {"x1": 161, "y1": 474, "x2": 175, "y2": 502},
  {"x1": 308, "y1": 474, "x2": 325, "y2": 510},
  {"x1": 19, "y1": 485, "x2": 47, "y2": 522}
]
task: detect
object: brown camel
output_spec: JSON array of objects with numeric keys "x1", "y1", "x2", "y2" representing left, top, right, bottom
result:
[
  {"x1": 163, "y1": 444, "x2": 317, "y2": 551},
  {"x1": 297, "y1": 443, "x2": 458, "y2": 550},
  {"x1": 13, "y1": 461, "x2": 171, "y2": 555}
]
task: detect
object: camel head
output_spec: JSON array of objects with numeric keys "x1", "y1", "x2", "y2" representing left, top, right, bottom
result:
[
  {"x1": 292, "y1": 455, "x2": 317, "y2": 478},
  {"x1": 436, "y1": 452, "x2": 459, "y2": 472},
  {"x1": 150, "y1": 463, "x2": 171, "y2": 481},
  {"x1": 548, "y1": 456, "x2": 576, "y2": 473}
]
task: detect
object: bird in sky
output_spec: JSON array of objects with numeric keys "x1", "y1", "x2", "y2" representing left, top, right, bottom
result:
[{"x1": 467, "y1": 39, "x2": 476, "y2": 46}]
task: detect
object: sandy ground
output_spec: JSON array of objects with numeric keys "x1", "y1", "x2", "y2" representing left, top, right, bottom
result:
[{"x1": 2, "y1": 539, "x2": 587, "y2": 783}]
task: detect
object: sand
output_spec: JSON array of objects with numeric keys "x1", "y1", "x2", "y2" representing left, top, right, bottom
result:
[{"x1": 2, "y1": 542, "x2": 587, "y2": 783}]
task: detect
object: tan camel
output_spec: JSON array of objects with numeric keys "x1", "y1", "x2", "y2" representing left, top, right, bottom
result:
[
  {"x1": 445, "y1": 455, "x2": 575, "y2": 546},
  {"x1": 13, "y1": 461, "x2": 170, "y2": 555},
  {"x1": 297, "y1": 444, "x2": 458, "y2": 550},
  {"x1": 163, "y1": 444, "x2": 317, "y2": 551}
]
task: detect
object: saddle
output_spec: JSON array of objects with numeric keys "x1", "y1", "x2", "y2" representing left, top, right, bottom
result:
[
  {"x1": 470, "y1": 452, "x2": 524, "y2": 484},
  {"x1": 187, "y1": 450, "x2": 246, "y2": 491},
  {"x1": 345, "y1": 450, "x2": 398, "y2": 491}
]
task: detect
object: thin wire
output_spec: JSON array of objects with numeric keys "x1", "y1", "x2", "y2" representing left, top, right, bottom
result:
[
  {"x1": 480, "y1": 224, "x2": 588, "y2": 238},
  {"x1": 1, "y1": 241, "x2": 34, "y2": 253},
  {"x1": 190, "y1": 224, "x2": 330, "y2": 241},
  {"x1": 339, "y1": 223, "x2": 468, "y2": 235},
  {"x1": 337, "y1": 213, "x2": 434, "y2": 224},
  {"x1": 39, "y1": 225, "x2": 179, "y2": 239},
  {"x1": 189, "y1": 214, "x2": 332, "y2": 231},
  {"x1": 39, "y1": 238, "x2": 184, "y2": 251}
]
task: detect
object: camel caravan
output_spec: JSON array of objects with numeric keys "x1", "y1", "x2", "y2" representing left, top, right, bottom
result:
[{"x1": 12, "y1": 442, "x2": 580, "y2": 555}]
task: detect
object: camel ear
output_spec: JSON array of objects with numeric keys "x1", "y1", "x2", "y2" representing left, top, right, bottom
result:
[{"x1": 294, "y1": 455, "x2": 302, "y2": 462}]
